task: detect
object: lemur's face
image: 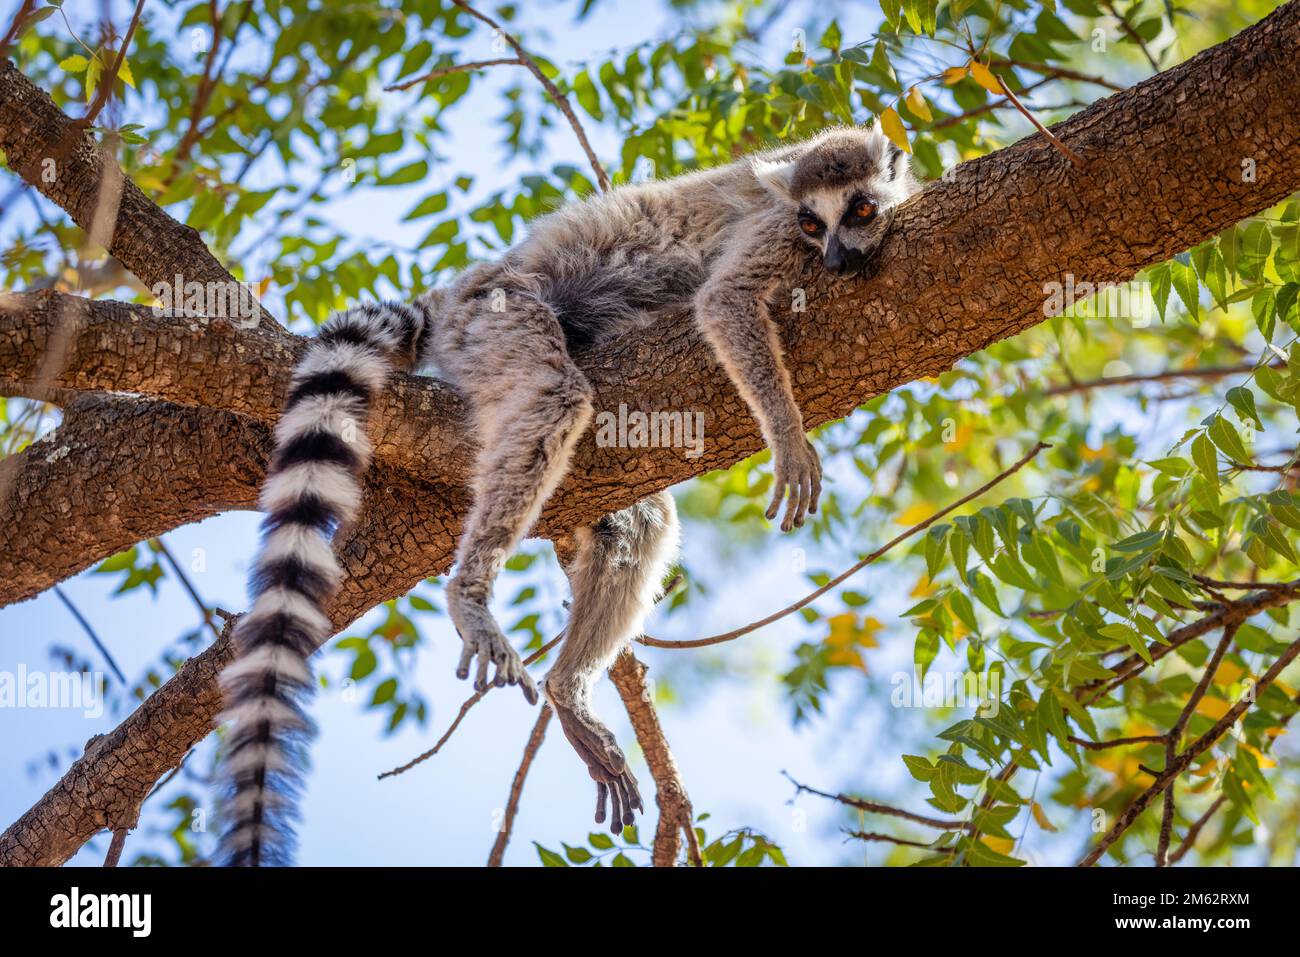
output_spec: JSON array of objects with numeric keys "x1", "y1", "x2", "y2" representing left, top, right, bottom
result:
[
  {"x1": 755, "y1": 125, "x2": 917, "y2": 276},
  {"x1": 794, "y1": 186, "x2": 888, "y2": 276}
]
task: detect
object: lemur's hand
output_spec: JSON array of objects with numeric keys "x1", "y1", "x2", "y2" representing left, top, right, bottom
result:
[
  {"x1": 550, "y1": 697, "x2": 643, "y2": 834},
  {"x1": 449, "y1": 587, "x2": 539, "y2": 704},
  {"x1": 766, "y1": 436, "x2": 822, "y2": 532}
]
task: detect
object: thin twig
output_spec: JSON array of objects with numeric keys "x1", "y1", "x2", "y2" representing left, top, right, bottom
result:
[
  {"x1": 487, "y1": 704, "x2": 551, "y2": 867},
  {"x1": 377, "y1": 632, "x2": 564, "y2": 780},
  {"x1": 1167, "y1": 795, "x2": 1227, "y2": 865},
  {"x1": 1068, "y1": 734, "x2": 1165, "y2": 751},
  {"x1": 1157, "y1": 622, "x2": 1236, "y2": 866},
  {"x1": 76, "y1": 0, "x2": 148, "y2": 129},
  {"x1": 641, "y1": 441, "x2": 1049, "y2": 651},
  {"x1": 155, "y1": 538, "x2": 221, "y2": 640},
  {"x1": 847, "y1": 830, "x2": 956, "y2": 852},
  {"x1": 103, "y1": 828, "x2": 127, "y2": 867},
  {"x1": 451, "y1": 0, "x2": 610, "y2": 192},
  {"x1": 384, "y1": 57, "x2": 522, "y2": 92},
  {"x1": 785, "y1": 772, "x2": 974, "y2": 832},
  {"x1": 1045, "y1": 362, "x2": 1275, "y2": 397},
  {"x1": 994, "y1": 74, "x2": 1084, "y2": 167},
  {"x1": 1103, "y1": 1, "x2": 1161, "y2": 72},
  {"x1": 54, "y1": 586, "x2": 126, "y2": 684}
]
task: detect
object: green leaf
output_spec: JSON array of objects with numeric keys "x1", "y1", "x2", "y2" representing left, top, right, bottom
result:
[
  {"x1": 1226, "y1": 386, "x2": 1264, "y2": 431},
  {"x1": 914, "y1": 629, "x2": 940, "y2": 680},
  {"x1": 1206, "y1": 414, "x2": 1252, "y2": 466},
  {"x1": 535, "y1": 843, "x2": 569, "y2": 867},
  {"x1": 1191, "y1": 432, "x2": 1219, "y2": 489}
]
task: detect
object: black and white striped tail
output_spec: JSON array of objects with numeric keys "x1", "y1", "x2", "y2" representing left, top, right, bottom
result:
[{"x1": 216, "y1": 302, "x2": 429, "y2": 866}]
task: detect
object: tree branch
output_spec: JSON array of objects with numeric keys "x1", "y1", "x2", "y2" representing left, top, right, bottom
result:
[
  {"x1": 0, "y1": 58, "x2": 274, "y2": 325},
  {"x1": 609, "y1": 650, "x2": 702, "y2": 867},
  {"x1": 486, "y1": 704, "x2": 551, "y2": 867}
]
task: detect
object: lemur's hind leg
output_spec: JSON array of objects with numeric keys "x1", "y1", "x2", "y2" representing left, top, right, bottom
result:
[
  {"x1": 546, "y1": 490, "x2": 680, "y2": 833},
  {"x1": 439, "y1": 292, "x2": 594, "y2": 703}
]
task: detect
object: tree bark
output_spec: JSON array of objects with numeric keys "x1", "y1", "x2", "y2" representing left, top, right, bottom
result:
[{"x1": 2, "y1": 1, "x2": 1299, "y2": 865}]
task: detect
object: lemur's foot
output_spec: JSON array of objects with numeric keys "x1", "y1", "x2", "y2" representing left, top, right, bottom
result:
[
  {"x1": 449, "y1": 591, "x2": 538, "y2": 704},
  {"x1": 550, "y1": 696, "x2": 643, "y2": 834},
  {"x1": 767, "y1": 436, "x2": 822, "y2": 532}
]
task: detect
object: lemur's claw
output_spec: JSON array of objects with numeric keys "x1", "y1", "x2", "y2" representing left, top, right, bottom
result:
[
  {"x1": 552, "y1": 696, "x2": 641, "y2": 833},
  {"x1": 767, "y1": 438, "x2": 823, "y2": 532},
  {"x1": 450, "y1": 602, "x2": 537, "y2": 704}
]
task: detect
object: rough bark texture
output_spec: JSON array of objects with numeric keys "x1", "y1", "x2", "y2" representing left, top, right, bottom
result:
[
  {"x1": 0, "y1": 58, "x2": 274, "y2": 325},
  {"x1": 0, "y1": 393, "x2": 270, "y2": 604},
  {"x1": 2, "y1": 2, "x2": 1300, "y2": 866},
  {"x1": 609, "y1": 650, "x2": 699, "y2": 867}
]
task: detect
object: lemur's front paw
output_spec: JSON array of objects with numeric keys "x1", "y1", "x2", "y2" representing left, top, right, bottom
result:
[
  {"x1": 767, "y1": 437, "x2": 822, "y2": 532},
  {"x1": 450, "y1": 597, "x2": 538, "y2": 704},
  {"x1": 550, "y1": 697, "x2": 643, "y2": 834}
]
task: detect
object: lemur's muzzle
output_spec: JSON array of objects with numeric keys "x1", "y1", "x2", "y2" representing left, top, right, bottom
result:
[{"x1": 823, "y1": 235, "x2": 865, "y2": 275}]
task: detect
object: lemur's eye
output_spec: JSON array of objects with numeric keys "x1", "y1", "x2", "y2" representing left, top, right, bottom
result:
[
  {"x1": 852, "y1": 200, "x2": 877, "y2": 221},
  {"x1": 798, "y1": 215, "x2": 824, "y2": 236}
]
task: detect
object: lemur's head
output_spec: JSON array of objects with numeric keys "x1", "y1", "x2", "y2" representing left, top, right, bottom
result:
[{"x1": 754, "y1": 125, "x2": 917, "y2": 276}]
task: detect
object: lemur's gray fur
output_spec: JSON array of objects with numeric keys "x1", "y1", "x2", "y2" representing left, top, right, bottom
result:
[{"x1": 216, "y1": 125, "x2": 918, "y2": 865}]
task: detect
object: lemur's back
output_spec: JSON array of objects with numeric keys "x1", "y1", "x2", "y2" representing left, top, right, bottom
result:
[{"x1": 461, "y1": 151, "x2": 793, "y2": 349}]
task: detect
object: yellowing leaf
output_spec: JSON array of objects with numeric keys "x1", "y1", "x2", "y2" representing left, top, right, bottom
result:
[
  {"x1": 85, "y1": 56, "x2": 103, "y2": 104},
  {"x1": 878, "y1": 107, "x2": 910, "y2": 154},
  {"x1": 1242, "y1": 743, "x2": 1276, "y2": 769},
  {"x1": 59, "y1": 55, "x2": 90, "y2": 73},
  {"x1": 826, "y1": 648, "x2": 866, "y2": 669},
  {"x1": 1080, "y1": 444, "x2": 1107, "y2": 461},
  {"x1": 895, "y1": 503, "x2": 934, "y2": 526},
  {"x1": 941, "y1": 65, "x2": 968, "y2": 85},
  {"x1": 904, "y1": 86, "x2": 932, "y2": 122},
  {"x1": 1194, "y1": 696, "x2": 1231, "y2": 720},
  {"x1": 255, "y1": 276, "x2": 273, "y2": 298},
  {"x1": 910, "y1": 575, "x2": 936, "y2": 599},
  {"x1": 980, "y1": 836, "x2": 1016, "y2": 855},
  {"x1": 1031, "y1": 802, "x2": 1058, "y2": 833},
  {"x1": 826, "y1": 613, "x2": 859, "y2": 649},
  {"x1": 968, "y1": 59, "x2": 1003, "y2": 95},
  {"x1": 117, "y1": 56, "x2": 136, "y2": 89},
  {"x1": 1212, "y1": 659, "x2": 1245, "y2": 685}
]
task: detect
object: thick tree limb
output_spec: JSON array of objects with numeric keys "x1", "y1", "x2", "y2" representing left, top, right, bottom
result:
[
  {"x1": 609, "y1": 650, "x2": 702, "y2": 867},
  {"x1": 0, "y1": 57, "x2": 273, "y2": 325},
  {"x1": 3, "y1": 2, "x2": 1300, "y2": 866},
  {"x1": 0, "y1": 393, "x2": 270, "y2": 605}
]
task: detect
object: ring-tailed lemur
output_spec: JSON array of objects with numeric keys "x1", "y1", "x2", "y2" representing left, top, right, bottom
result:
[{"x1": 217, "y1": 124, "x2": 918, "y2": 865}]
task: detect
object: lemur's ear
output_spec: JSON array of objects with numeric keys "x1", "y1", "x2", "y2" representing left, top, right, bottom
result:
[
  {"x1": 753, "y1": 157, "x2": 796, "y2": 201},
  {"x1": 880, "y1": 137, "x2": 909, "y2": 183}
]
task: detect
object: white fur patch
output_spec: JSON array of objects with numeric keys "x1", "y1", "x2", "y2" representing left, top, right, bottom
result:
[
  {"x1": 219, "y1": 695, "x2": 310, "y2": 733},
  {"x1": 243, "y1": 585, "x2": 332, "y2": 639},
  {"x1": 260, "y1": 461, "x2": 362, "y2": 519},
  {"x1": 260, "y1": 523, "x2": 341, "y2": 583},
  {"x1": 220, "y1": 645, "x2": 312, "y2": 687},
  {"x1": 296, "y1": 340, "x2": 389, "y2": 394}
]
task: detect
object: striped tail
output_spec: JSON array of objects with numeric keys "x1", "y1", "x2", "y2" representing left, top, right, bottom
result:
[{"x1": 217, "y1": 301, "x2": 429, "y2": 866}]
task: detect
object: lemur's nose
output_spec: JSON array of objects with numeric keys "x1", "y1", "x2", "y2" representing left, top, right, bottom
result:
[{"x1": 823, "y1": 237, "x2": 847, "y2": 274}]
